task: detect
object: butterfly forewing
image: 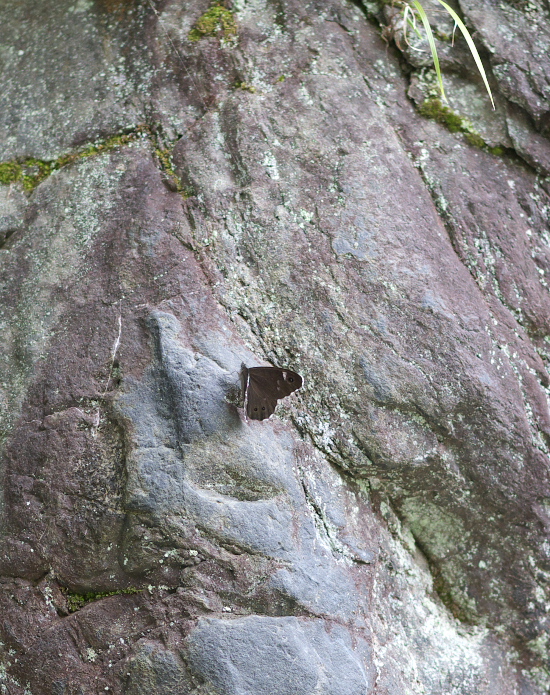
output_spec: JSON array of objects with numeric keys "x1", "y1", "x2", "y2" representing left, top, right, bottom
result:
[{"x1": 242, "y1": 366, "x2": 303, "y2": 420}]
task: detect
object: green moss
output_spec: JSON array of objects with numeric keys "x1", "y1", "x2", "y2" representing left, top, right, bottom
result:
[
  {"x1": 0, "y1": 125, "x2": 149, "y2": 193},
  {"x1": 418, "y1": 98, "x2": 463, "y2": 132},
  {"x1": 155, "y1": 147, "x2": 172, "y2": 172},
  {"x1": 418, "y1": 98, "x2": 504, "y2": 155},
  {"x1": 464, "y1": 132, "x2": 486, "y2": 148},
  {"x1": 0, "y1": 161, "x2": 22, "y2": 185},
  {"x1": 57, "y1": 126, "x2": 149, "y2": 168},
  {"x1": 63, "y1": 586, "x2": 142, "y2": 613},
  {"x1": 188, "y1": 4, "x2": 237, "y2": 41},
  {"x1": 0, "y1": 157, "x2": 53, "y2": 192},
  {"x1": 21, "y1": 158, "x2": 54, "y2": 191},
  {"x1": 155, "y1": 147, "x2": 187, "y2": 194}
]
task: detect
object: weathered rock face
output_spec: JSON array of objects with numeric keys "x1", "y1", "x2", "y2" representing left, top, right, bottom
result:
[{"x1": 1, "y1": 0, "x2": 549, "y2": 692}]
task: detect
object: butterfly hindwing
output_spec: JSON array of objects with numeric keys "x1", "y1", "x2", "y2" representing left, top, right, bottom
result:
[
  {"x1": 242, "y1": 366, "x2": 303, "y2": 421},
  {"x1": 247, "y1": 378, "x2": 277, "y2": 420}
]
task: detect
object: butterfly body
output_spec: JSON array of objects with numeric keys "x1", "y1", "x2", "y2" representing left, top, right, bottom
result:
[{"x1": 241, "y1": 365, "x2": 303, "y2": 420}]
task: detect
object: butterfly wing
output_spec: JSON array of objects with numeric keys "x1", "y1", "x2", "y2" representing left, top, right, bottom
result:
[{"x1": 243, "y1": 366, "x2": 303, "y2": 421}]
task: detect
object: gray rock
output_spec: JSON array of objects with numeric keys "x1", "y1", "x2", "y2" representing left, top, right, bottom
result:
[
  {"x1": 186, "y1": 616, "x2": 371, "y2": 695},
  {"x1": 506, "y1": 103, "x2": 550, "y2": 176},
  {"x1": 0, "y1": 0, "x2": 145, "y2": 160},
  {"x1": 460, "y1": 0, "x2": 550, "y2": 128}
]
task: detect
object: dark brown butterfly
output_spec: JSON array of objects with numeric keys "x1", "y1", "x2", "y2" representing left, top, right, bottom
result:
[{"x1": 241, "y1": 365, "x2": 303, "y2": 421}]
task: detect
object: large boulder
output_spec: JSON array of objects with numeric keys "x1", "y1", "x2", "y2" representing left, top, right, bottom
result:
[{"x1": 0, "y1": 0, "x2": 549, "y2": 691}]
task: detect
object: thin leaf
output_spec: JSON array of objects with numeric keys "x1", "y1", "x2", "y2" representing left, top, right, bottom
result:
[
  {"x1": 432, "y1": 0, "x2": 495, "y2": 109},
  {"x1": 402, "y1": 5, "x2": 412, "y2": 47},
  {"x1": 451, "y1": 21, "x2": 458, "y2": 47},
  {"x1": 403, "y1": 5, "x2": 423, "y2": 43},
  {"x1": 412, "y1": 0, "x2": 447, "y2": 103},
  {"x1": 403, "y1": 7, "x2": 427, "y2": 52}
]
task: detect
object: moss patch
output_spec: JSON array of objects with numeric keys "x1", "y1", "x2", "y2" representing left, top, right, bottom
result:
[
  {"x1": 418, "y1": 98, "x2": 501, "y2": 154},
  {"x1": 418, "y1": 98, "x2": 464, "y2": 133},
  {"x1": 487, "y1": 144, "x2": 504, "y2": 156},
  {"x1": 0, "y1": 125, "x2": 149, "y2": 193},
  {"x1": 155, "y1": 146, "x2": 186, "y2": 193},
  {"x1": 188, "y1": 3, "x2": 237, "y2": 41},
  {"x1": 463, "y1": 131, "x2": 486, "y2": 148},
  {"x1": 0, "y1": 158, "x2": 53, "y2": 192},
  {"x1": 0, "y1": 161, "x2": 23, "y2": 186},
  {"x1": 62, "y1": 586, "x2": 142, "y2": 613}
]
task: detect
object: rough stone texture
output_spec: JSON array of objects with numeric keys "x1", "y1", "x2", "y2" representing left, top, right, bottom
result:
[
  {"x1": 0, "y1": 0, "x2": 550, "y2": 693},
  {"x1": 0, "y1": 0, "x2": 147, "y2": 160},
  {"x1": 460, "y1": 0, "x2": 550, "y2": 131}
]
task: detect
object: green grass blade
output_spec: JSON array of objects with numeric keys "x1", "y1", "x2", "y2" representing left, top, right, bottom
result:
[
  {"x1": 432, "y1": 0, "x2": 495, "y2": 109},
  {"x1": 451, "y1": 21, "x2": 458, "y2": 46},
  {"x1": 412, "y1": 0, "x2": 447, "y2": 103},
  {"x1": 403, "y1": 5, "x2": 424, "y2": 45}
]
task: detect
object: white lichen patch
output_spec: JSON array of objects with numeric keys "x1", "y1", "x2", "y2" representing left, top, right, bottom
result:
[
  {"x1": 41, "y1": 585, "x2": 55, "y2": 612},
  {"x1": 262, "y1": 151, "x2": 280, "y2": 180}
]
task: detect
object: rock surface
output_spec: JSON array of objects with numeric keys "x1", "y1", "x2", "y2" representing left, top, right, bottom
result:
[{"x1": 0, "y1": 0, "x2": 549, "y2": 692}]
